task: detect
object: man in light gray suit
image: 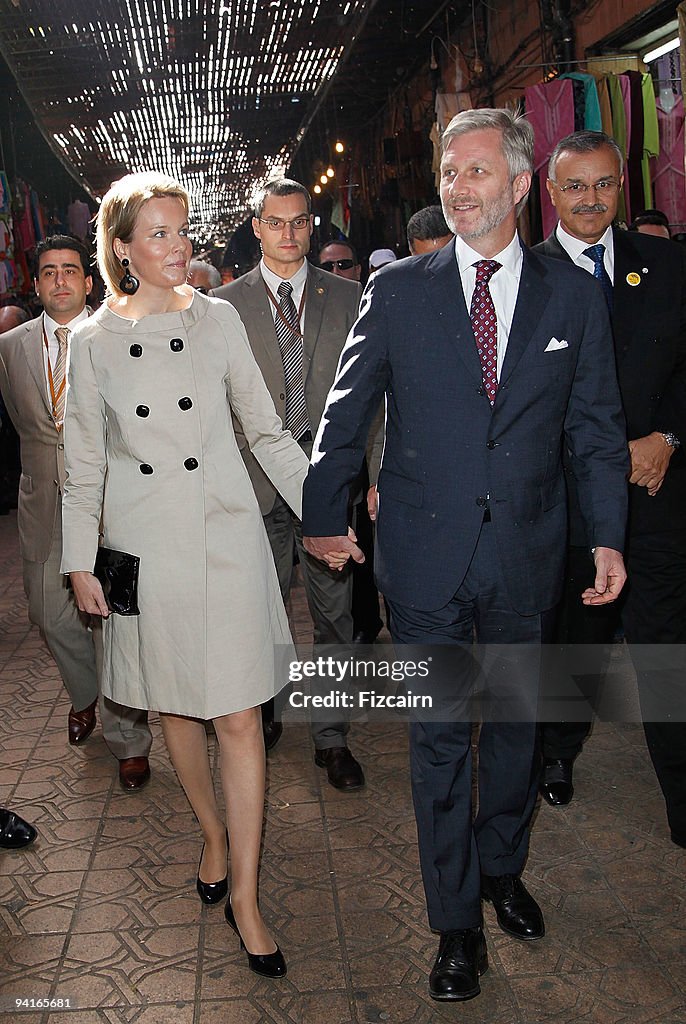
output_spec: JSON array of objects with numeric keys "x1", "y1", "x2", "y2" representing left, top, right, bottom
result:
[
  {"x1": 0, "y1": 236, "x2": 152, "y2": 790},
  {"x1": 214, "y1": 180, "x2": 365, "y2": 790}
]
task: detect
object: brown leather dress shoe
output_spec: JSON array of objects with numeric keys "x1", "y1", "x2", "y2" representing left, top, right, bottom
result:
[
  {"x1": 68, "y1": 698, "x2": 97, "y2": 744},
  {"x1": 314, "y1": 747, "x2": 365, "y2": 791},
  {"x1": 119, "y1": 757, "x2": 151, "y2": 791}
]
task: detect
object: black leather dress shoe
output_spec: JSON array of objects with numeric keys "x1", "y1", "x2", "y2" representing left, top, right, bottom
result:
[
  {"x1": 481, "y1": 874, "x2": 544, "y2": 940},
  {"x1": 540, "y1": 758, "x2": 574, "y2": 806},
  {"x1": 429, "y1": 927, "x2": 488, "y2": 1001},
  {"x1": 262, "y1": 718, "x2": 283, "y2": 752},
  {"x1": 314, "y1": 746, "x2": 365, "y2": 790},
  {"x1": 118, "y1": 757, "x2": 151, "y2": 791},
  {"x1": 68, "y1": 698, "x2": 97, "y2": 745},
  {"x1": 225, "y1": 898, "x2": 287, "y2": 978},
  {"x1": 0, "y1": 808, "x2": 37, "y2": 849},
  {"x1": 197, "y1": 830, "x2": 229, "y2": 904}
]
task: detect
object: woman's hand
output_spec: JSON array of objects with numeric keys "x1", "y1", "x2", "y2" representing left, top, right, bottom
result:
[{"x1": 70, "y1": 571, "x2": 110, "y2": 617}]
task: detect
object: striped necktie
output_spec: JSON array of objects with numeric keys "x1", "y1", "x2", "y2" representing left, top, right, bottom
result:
[
  {"x1": 275, "y1": 280, "x2": 310, "y2": 441},
  {"x1": 52, "y1": 326, "x2": 70, "y2": 428},
  {"x1": 583, "y1": 243, "x2": 613, "y2": 312},
  {"x1": 470, "y1": 260, "x2": 501, "y2": 406}
]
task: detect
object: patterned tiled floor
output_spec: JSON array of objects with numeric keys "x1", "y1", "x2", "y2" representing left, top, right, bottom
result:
[{"x1": 1, "y1": 509, "x2": 685, "y2": 1023}]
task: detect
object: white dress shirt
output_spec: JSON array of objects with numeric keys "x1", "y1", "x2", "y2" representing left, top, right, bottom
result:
[
  {"x1": 260, "y1": 258, "x2": 308, "y2": 331},
  {"x1": 454, "y1": 232, "x2": 524, "y2": 379},
  {"x1": 42, "y1": 308, "x2": 89, "y2": 407},
  {"x1": 555, "y1": 222, "x2": 615, "y2": 284}
]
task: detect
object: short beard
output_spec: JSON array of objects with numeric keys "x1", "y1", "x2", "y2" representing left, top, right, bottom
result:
[{"x1": 446, "y1": 191, "x2": 514, "y2": 241}]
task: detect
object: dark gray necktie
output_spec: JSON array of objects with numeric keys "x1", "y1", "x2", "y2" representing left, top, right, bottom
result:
[{"x1": 275, "y1": 280, "x2": 309, "y2": 441}]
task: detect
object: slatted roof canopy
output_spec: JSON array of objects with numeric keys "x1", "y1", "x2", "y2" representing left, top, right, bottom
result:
[{"x1": 0, "y1": 0, "x2": 373, "y2": 243}]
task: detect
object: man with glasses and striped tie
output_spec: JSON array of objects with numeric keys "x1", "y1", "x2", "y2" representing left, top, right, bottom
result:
[
  {"x1": 0, "y1": 236, "x2": 152, "y2": 788},
  {"x1": 536, "y1": 131, "x2": 686, "y2": 851},
  {"x1": 214, "y1": 180, "x2": 366, "y2": 791}
]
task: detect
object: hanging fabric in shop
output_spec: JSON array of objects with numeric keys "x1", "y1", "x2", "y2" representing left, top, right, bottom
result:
[
  {"x1": 524, "y1": 78, "x2": 575, "y2": 237},
  {"x1": 0, "y1": 172, "x2": 10, "y2": 213},
  {"x1": 29, "y1": 188, "x2": 45, "y2": 242},
  {"x1": 13, "y1": 180, "x2": 35, "y2": 252},
  {"x1": 654, "y1": 95, "x2": 686, "y2": 231},
  {"x1": 596, "y1": 77, "x2": 614, "y2": 136},
  {"x1": 559, "y1": 73, "x2": 602, "y2": 131},
  {"x1": 606, "y1": 75, "x2": 629, "y2": 223},
  {"x1": 619, "y1": 71, "x2": 646, "y2": 223},
  {"x1": 641, "y1": 72, "x2": 660, "y2": 209},
  {"x1": 67, "y1": 198, "x2": 91, "y2": 240}
]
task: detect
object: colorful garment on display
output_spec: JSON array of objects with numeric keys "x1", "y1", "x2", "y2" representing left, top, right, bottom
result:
[
  {"x1": 607, "y1": 75, "x2": 629, "y2": 223},
  {"x1": 654, "y1": 95, "x2": 686, "y2": 231},
  {"x1": 641, "y1": 72, "x2": 660, "y2": 209},
  {"x1": 560, "y1": 73, "x2": 603, "y2": 131},
  {"x1": 525, "y1": 79, "x2": 576, "y2": 237}
]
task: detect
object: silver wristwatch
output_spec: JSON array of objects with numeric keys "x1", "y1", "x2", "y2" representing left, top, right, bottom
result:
[{"x1": 660, "y1": 431, "x2": 681, "y2": 450}]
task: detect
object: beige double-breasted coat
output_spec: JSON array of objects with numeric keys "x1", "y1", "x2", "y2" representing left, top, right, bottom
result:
[{"x1": 60, "y1": 293, "x2": 308, "y2": 719}]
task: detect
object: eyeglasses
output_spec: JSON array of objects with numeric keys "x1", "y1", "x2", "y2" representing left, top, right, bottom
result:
[
  {"x1": 320, "y1": 258, "x2": 355, "y2": 271},
  {"x1": 258, "y1": 216, "x2": 310, "y2": 231},
  {"x1": 552, "y1": 180, "x2": 620, "y2": 195}
]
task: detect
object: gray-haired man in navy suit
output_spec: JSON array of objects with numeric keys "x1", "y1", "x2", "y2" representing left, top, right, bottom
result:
[{"x1": 302, "y1": 109, "x2": 629, "y2": 1002}]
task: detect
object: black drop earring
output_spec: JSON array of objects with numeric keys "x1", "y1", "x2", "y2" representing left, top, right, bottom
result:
[{"x1": 118, "y1": 258, "x2": 139, "y2": 295}]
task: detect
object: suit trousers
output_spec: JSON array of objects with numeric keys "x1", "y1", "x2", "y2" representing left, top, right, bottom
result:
[
  {"x1": 387, "y1": 520, "x2": 551, "y2": 931},
  {"x1": 541, "y1": 545, "x2": 618, "y2": 760},
  {"x1": 542, "y1": 534, "x2": 686, "y2": 842},
  {"x1": 262, "y1": 491, "x2": 353, "y2": 749},
  {"x1": 22, "y1": 503, "x2": 152, "y2": 760},
  {"x1": 623, "y1": 532, "x2": 686, "y2": 844}
]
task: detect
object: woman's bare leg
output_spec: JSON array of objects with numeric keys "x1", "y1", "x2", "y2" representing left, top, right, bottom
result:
[
  {"x1": 160, "y1": 713, "x2": 227, "y2": 883},
  {"x1": 214, "y1": 705, "x2": 275, "y2": 954}
]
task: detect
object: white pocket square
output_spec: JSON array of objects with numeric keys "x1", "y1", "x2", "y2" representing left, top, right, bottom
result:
[{"x1": 544, "y1": 337, "x2": 568, "y2": 352}]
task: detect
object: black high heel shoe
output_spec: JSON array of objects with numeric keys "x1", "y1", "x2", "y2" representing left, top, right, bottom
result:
[
  {"x1": 224, "y1": 897, "x2": 287, "y2": 978},
  {"x1": 196, "y1": 829, "x2": 229, "y2": 905}
]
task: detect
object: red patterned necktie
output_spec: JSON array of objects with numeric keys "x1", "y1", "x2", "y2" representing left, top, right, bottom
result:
[{"x1": 470, "y1": 260, "x2": 501, "y2": 405}]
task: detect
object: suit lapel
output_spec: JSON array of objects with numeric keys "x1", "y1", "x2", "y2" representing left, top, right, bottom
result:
[
  {"x1": 241, "y1": 267, "x2": 286, "y2": 383},
  {"x1": 21, "y1": 317, "x2": 52, "y2": 418},
  {"x1": 303, "y1": 266, "x2": 326, "y2": 383},
  {"x1": 539, "y1": 232, "x2": 572, "y2": 263},
  {"x1": 499, "y1": 248, "x2": 553, "y2": 387},
  {"x1": 425, "y1": 244, "x2": 484, "y2": 387},
  {"x1": 611, "y1": 228, "x2": 645, "y2": 363}
]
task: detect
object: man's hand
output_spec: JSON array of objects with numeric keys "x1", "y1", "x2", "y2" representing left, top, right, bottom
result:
[
  {"x1": 303, "y1": 527, "x2": 365, "y2": 570},
  {"x1": 367, "y1": 484, "x2": 378, "y2": 522},
  {"x1": 581, "y1": 547, "x2": 627, "y2": 605},
  {"x1": 628, "y1": 432, "x2": 674, "y2": 496},
  {"x1": 70, "y1": 571, "x2": 110, "y2": 617}
]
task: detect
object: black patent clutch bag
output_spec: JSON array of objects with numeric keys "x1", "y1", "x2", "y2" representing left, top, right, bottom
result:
[{"x1": 94, "y1": 547, "x2": 140, "y2": 616}]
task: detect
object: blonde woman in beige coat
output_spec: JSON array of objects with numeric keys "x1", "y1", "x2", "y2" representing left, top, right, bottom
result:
[{"x1": 61, "y1": 172, "x2": 341, "y2": 979}]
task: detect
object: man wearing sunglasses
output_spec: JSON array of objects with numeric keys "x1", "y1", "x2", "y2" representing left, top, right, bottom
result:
[
  {"x1": 318, "y1": 240, "x2": 361, "y2": 282},
  {"x1": 213, "y1": 179, "x2": 366, "y2": 791},
  {"x1": 536, "y1": 131, "x2": 686, "y2": 850}
]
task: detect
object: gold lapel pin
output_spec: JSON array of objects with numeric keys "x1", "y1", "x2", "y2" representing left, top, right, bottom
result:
[
  {"x1": 316, "y1": 286, "x2": 324, "y2": 295},
  {"x1": 626, "y1": 272, "x2": 641, "y2": 286}
]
